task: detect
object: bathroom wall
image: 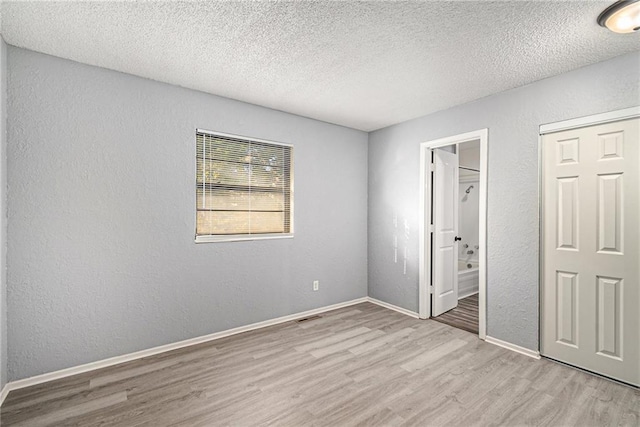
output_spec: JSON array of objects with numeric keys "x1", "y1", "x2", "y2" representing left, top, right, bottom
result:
[
  {"x1": 459, "y1": 177, "x2": 479, "y2": 264},
  {"x1": 458, "y1": 141, "x2": 480, "y2": 264},
  {"x1": 459, "y1": 143, "x2": 480, "y2": 170}
]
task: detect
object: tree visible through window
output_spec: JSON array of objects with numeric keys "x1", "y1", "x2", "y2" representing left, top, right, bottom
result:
[{"x1": 196, "y1": 130, "x2": 293, "y2": 240}]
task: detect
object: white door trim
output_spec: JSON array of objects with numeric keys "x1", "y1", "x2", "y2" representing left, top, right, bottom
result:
[
  {"x1": 540, "y1": 106, "x2": 640, "y2": 135},
  {"x1": 419, "y1": 129, "x2": 488, "y2": 340},
  {"x1": 485, "y1": 336, "x2": 541, "y2": 359}
]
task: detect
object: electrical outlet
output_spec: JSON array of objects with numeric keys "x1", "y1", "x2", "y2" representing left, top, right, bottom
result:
[{"x1": 313, "y1": 280, "x2": 319, "y2": 291}]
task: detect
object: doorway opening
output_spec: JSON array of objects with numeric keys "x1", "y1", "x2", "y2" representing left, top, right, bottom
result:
[{"x1": 418, "y1": 129, "x2": 488, "y2": 339}]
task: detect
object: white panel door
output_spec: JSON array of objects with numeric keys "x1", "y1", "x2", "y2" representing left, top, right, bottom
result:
[
  {"x1": 542, "y1": 118, "x2": 639, "y2": 386},
  {"x1": 432, "y1": 148, "x2": 459, "y2": 316}
]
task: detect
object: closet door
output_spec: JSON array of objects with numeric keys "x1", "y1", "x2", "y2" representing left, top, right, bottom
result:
[{"x1": 541, "y1": 117, "x2": 639, "y2": 386}]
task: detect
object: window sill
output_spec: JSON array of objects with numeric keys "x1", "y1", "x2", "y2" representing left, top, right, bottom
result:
[{"x1": 195, "y1": 234, "x2": 294, "y2": 243}]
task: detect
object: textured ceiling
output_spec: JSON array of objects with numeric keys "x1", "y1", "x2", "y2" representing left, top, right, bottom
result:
[{"x1": 1, "y1": 1, "x2": 638, "y2": 131}]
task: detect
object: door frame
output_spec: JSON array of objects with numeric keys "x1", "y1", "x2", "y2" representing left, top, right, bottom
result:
[
  {"x1": 538, "y1": 106, "x2": 640, "y2": 357},
  {"x1": 419, "y1": 129, "x2": 488, "y2": 340}
]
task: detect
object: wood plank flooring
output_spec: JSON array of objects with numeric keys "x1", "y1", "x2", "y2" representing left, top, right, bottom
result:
[
  {"x1": 2, "y1": 302, "x2": 638, "y2": 426},
  {"x1": 432, "y1": 294, "x2": 479, "y2": 334}
]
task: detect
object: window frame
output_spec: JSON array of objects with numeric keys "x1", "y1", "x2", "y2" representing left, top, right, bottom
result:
[{"x1": 194, "y1": 128, "x2": 294, "y2": 243}]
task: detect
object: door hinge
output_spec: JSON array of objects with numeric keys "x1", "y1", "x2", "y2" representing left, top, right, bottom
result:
[
  {"x1": 429, "y1": 286, "x2": 434, "y2": 294},
  {"x1": 429, "y1": 224, "x2": 435, "y2": 233}
]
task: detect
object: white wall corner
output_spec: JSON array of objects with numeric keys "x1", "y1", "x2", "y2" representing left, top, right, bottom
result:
[
  {"x1": 0, "y1": 382, "x2": 9, "y2": 407},
  {"x1": 485, "y1": 335, "x2": 540, "y2": 359},
  {"x1": 366, "y1": 297, "x2": 420, "y2": 318}
]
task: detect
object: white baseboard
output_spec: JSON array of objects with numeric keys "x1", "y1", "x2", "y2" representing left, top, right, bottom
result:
[
  {"x1": 458, "y1": 289, "x2": 478, "y2": 300},
  {"x1": 3, "y1": 297, "x2": 368, "y2": 397},
  {"x1": 485, "y1": 336, "x2": 540, "y2": 359},
  {"x1": 366, "y1": 297, "x2": 420, "y2": 319},
  {"x1": 0, "y1": 383, "x2": 9, "y2": 407}
]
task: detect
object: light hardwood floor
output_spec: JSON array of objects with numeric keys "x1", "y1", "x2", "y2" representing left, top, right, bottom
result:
[
  {"x1": 2, "y1": 302, "x2": 638, "y2": 426},
  {"x1": 432, "y1": 294, "x2": 479, "y2": 334}
]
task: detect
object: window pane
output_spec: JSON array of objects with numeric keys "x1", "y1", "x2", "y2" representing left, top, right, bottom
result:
[
  {"x1": 196, "y1": 211, "x2": 285, "y2": 235},
  {"x1": 197, "y1": 189, "x2": 284, "y2": 211},
  {"x1": 250, "y1": 211, "x2": 285, "y2": 233},
  {"x1": 197, "y1": 159, "x2": 285, "y2": 188},
  {"x1": 249, "y1": 164, "x2": 285, "y2": 188},
  {"x1": 196, "y1": 131, "x2": 293, "y2": 238},
  {"x1": 197, "y1": 211, "x2": 250, "y2": 235},
  {"x1": 197, "y1": 158, "x2": 250, "y2": 186},
  {"x1": 248, "y1": 142, "x2": 287, "y2": 168},
  {"x1": 198, "y1": 135, "x2": 251, "y2": 164}
]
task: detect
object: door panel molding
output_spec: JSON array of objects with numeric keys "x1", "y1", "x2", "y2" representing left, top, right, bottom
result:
[
  {"x1": 555, "y1": 270, "x2": 578, "y2": 347},
  {"x1": 596, "y1": 275, "x2": 622, "y2": 360},
  {"x1": 556, "y1": 177, "x2": 579, "y2": 251}
]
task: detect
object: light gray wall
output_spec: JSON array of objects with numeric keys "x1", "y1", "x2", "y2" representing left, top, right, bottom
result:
[
  {"x1": 7, "y1": 46, "x2": 368, "y2": 381},
  {"x1": 0, "y1": 37, "x2": 7, "y2": 389},
  {"x1": 368, "y1": 51, "x2": 640, "y2": 351}
]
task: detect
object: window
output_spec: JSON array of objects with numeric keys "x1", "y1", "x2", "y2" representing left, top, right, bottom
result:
[{"x1": 195, "y1": 129, "x2": 293, "y2": 242}]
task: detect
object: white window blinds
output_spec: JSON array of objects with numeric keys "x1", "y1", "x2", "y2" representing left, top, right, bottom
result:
[{"x1": 196, "y1": 130, "x2": 293, "y2": 241}]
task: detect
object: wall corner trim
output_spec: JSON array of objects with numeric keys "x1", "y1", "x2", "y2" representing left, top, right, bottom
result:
[
  {"x1": 366, "y1": 297, "x2": 420, "y2": 318},
  {"x1": 0, "y1": 383, "x2": 9, "y2": 407},
  {"x1": 1, "y1": 297, "x2": 368, "y2": 402},
  {"x1": 485, "y1": 335, "x2": 541, "y2": 359}
]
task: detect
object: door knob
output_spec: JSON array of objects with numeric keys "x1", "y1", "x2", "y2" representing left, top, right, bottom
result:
[{"x1": 454, "y1": 236, "x2": 462, "y2": 241}]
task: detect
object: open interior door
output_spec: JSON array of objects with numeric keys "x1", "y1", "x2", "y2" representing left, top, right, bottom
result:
[{"x1": 432, "y1": 148, "x2": 460, "y2": 317}]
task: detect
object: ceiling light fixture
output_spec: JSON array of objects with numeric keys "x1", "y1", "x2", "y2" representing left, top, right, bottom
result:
[{"x1": 598, "y1": 0, "x2": 640, "y2": 33}]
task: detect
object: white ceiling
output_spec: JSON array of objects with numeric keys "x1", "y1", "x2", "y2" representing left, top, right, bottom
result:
[{"x1": 1, "y1": 1, "x2": 638, "y2": 131}]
